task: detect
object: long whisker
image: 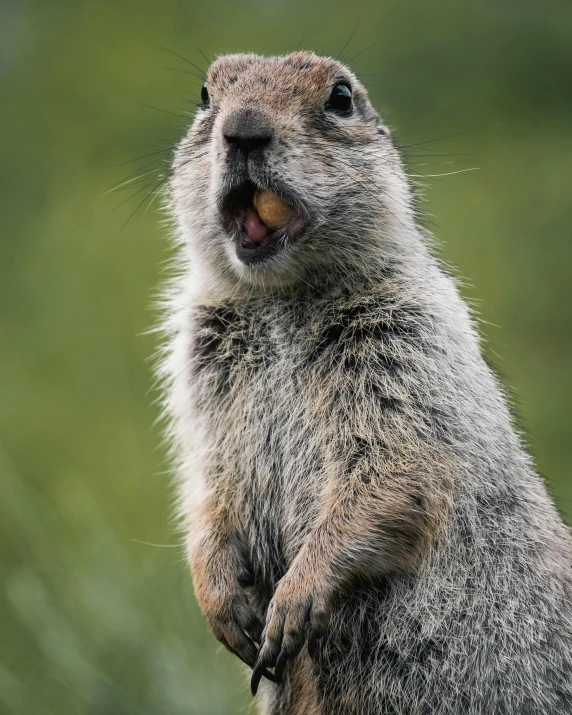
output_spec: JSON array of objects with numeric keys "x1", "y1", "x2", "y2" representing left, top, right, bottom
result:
[
  {"x1": 411, "y1": 167, "x2": 480, "y2": 179},
  {"x1": 112, "y1": 148, "x2": 172, "y2": 167},
  {"x1": 164, "y1": 67, "x2": 203, "y2": 85},
  {"x1": 136, "y1": 101, "x2": 192, "y2": 120},
  {"x1": 335, "y1": 19, "x2": 359, "y2": 61},
  {"x1": 122, "y1": 175, "x2": 173, "y2": 230},
  {"x1": 110, "y1": 147, "x2": 208, "y2": 215},
  {"x1": 110, "y1": 175, "x2": 168, "y2": 213},
  {"x1": 109, "y1": 153, "x2": 175, "y2": 192},
  {"x1": 198, "y1": 47, "x2": 212, "y2": 66},
  {"x1": 155, "y1": 46, "x2": 206, "y2": 78},
  {"x1": 344, "y1": 42, "x2": 378, "y2": 65},
  {"x1": 107, "y1": 166, "x2": 166, "y2": 195},
  {"x1": 398, "y1": 128, "x2": 482, "y2": 150},
  {"x1": 405, "y1": 151, "x2": 489, "y2": 158}
]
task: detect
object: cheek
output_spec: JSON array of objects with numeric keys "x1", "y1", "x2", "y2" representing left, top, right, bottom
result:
[
  {"x1": 190, "y1": 111, "x2": 217, "y2": 146},
  {"x1": 172, "y1": 152, "x2": 214, "y2": 218},
  {"x1": 272, "y1": 130, "x2": 326, "y2": 189}
]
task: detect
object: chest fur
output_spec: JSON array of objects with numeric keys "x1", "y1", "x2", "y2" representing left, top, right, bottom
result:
[
  {"x1": 189, "y1": 302, "x2": 321, "y2": 557},
  {"x1": 187, "y1": 294, "x2": 428, "y2": 568}
]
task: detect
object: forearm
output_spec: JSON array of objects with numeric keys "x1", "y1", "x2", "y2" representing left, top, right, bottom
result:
[
  {"x1": 187, "y1": 499, "x2": 253, "y2": 599},
  {"x1": 293, "y1": 449, "x2": 453, "y2": 587},
  {"x1": 250, "y1": 447, "x2": 453, "y2": 694},
  {"x1": 184, "y1": 497, "x2": 270, "y2": 671}
]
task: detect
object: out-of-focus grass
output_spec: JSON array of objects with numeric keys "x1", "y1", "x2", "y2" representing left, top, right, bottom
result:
[{"x1": 0, "y1": 0, "x2": 571, "y2": 712}]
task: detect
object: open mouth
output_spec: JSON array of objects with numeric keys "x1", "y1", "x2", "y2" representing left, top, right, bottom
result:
[{"x1": 220, "y1": 181, "x2": 306, "y2": 265}]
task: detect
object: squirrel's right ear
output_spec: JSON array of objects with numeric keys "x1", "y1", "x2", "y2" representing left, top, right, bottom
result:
[{"x1": 369, "y1": 107, "x2": 391, "y2": 137}]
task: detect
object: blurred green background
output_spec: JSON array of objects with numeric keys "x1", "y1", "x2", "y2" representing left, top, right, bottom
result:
[{"x1": 1, "y1": 0, "x2": 571, "y2": 713}]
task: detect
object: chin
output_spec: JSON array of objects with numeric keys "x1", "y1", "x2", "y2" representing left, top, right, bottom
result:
[{"x1": 223, "y1": 239, "x2": 304, "y2": 288}]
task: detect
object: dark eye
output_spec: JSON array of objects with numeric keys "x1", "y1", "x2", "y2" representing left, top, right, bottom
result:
[
  {"x1": 326, "y1": 82, "x2": 352, "y2": 113},
  {"x1": 201, "y1": 82, "x2": 210, "y2": 107}
]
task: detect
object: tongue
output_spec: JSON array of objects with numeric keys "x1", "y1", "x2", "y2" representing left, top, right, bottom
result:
[{"x1": 244, "y1": 208, "x2": 271, "y2": 244}]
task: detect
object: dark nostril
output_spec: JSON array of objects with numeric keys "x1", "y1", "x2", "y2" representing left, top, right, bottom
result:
[
  {"x1": 224, "y1": 133, "x2": 272, "y2": 153},
  {"x1": 223, "y1": 108, "x2": 274, "y2": 156}
]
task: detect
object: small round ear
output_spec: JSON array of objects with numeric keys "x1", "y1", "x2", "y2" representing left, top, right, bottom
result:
[{"x1": 368, "y1": 107, "x2": 391, "y2": 137}]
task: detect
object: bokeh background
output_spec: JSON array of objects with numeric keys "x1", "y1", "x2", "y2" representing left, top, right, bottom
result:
[{"x1": 1, "y1": 0, "x2": 571, "y2": 713}]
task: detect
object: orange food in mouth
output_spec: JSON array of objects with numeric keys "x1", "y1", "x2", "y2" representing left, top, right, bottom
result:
[
  {"x1": 253, "y1": 189, "x2": 291, "y2": 230},
  {"x1": 221, "y1": 180, "x2": 304, "y2": 252}
]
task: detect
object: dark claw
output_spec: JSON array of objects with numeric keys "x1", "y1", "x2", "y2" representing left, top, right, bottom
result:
[
  {"x1": 241, "y1": 655, "x2": 276, "y2": 685},
  {"x1": 226, "y1": 644, "x2": 277, "y2": 684},
  {"x1": 261, "y1": 667, "x2": 277, "y2": 684},
  {"x1": 274, "y1": 649, "x2": 289, "y2": 683},
  {"x1": 251, "y1": 660, "x2": 266, "y2": 696}
]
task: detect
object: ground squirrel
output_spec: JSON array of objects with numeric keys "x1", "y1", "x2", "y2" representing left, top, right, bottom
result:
[{"x1": 159, "y1": 52, "x2": 572, "y2": 714}]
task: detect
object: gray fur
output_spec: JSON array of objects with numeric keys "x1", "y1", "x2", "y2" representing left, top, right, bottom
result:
[{"x1": 159, "y1": 52, "x2": 572, "y2": 714}]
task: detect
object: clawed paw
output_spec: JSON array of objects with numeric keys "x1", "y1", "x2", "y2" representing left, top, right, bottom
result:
[
  {"x1": 203, "y1": 588, "x2": 277, "y2": 684},
  {"x1": 250, "y1": 576, "x2": 331, "y2": 695}
]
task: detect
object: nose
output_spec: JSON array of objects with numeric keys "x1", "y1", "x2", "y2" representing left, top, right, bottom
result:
[{"x1": 223, "y1": 108, "x2": 273, "y2": 156}]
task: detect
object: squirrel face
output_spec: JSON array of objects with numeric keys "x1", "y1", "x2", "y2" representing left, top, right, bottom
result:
[{"x1": 171, "y1": 52, "x2": 412, "y2": 288}]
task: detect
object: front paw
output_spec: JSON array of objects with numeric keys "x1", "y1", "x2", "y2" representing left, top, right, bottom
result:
[
  {"x1": 251, "y1": 571, "x2": 332, "y2": 695},
  {"x1": 197, "y1": 576, "x2": 276, "y2": 683}
]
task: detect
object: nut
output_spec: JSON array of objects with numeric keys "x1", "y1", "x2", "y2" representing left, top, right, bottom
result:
[{"x1": 253, "y1": 189, "x2": 291, "y2": 230}]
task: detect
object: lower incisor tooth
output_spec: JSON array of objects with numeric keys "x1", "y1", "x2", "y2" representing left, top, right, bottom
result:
[{"x1": 253, "y1": 189, "x2": 291, "y2": 230}]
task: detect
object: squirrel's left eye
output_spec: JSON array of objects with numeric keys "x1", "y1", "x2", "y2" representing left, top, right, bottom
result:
[
  {"x1": 326, "y1": 82, "x2": 352, "y2": 113},
  {"x1": 201, "y1": 82, "x2": 210, "y2": 107}
]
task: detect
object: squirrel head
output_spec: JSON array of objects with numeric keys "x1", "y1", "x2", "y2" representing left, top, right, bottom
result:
[{"x1": 171, "y1": 52, "x2": 414, "y2": 290}]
